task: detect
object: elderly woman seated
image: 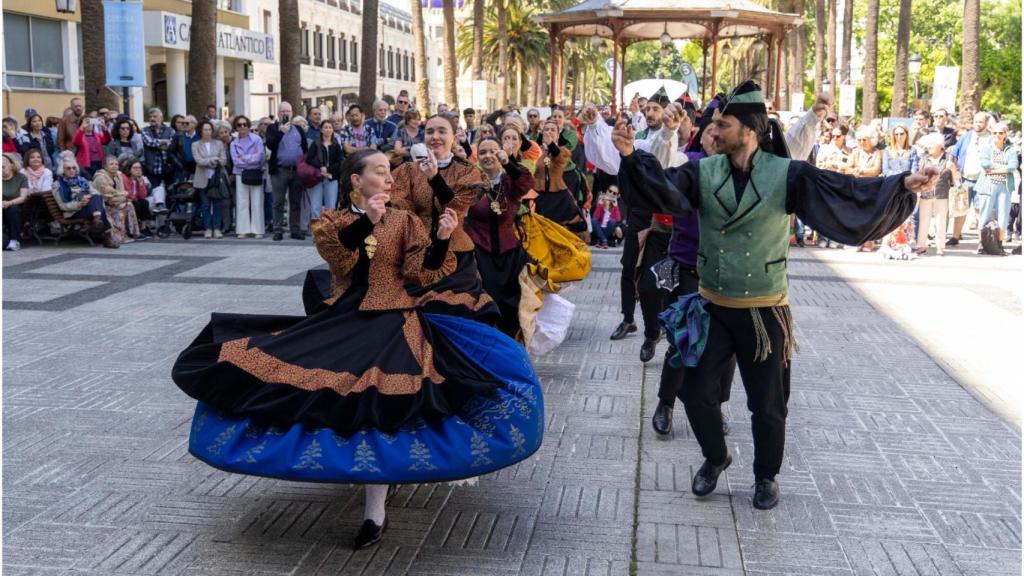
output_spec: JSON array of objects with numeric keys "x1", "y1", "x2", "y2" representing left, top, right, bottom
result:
[
  {"x1": 54, "y1": 151, "x2": 116, "y2": 248},
  {"x1": 91, "y1": 155, "x2": 141, "y2": 244}
]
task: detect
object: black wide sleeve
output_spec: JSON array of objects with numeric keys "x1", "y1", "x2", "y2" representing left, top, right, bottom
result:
[
  {"x1": 428, "y1": 173, "x2": 455, "y2": 204},
  {"x1": 337, "y1": 214, "x2": 375, "y2": 249},
  {"x1": 617, "y1": 149, "x2": 699, "y2": 216},
  {"x1": 423, "y1": 237, "x2": 451, "y2": 270},
  {"x1": 786, "y1": 161, "x2": 918, "y2": 246}
]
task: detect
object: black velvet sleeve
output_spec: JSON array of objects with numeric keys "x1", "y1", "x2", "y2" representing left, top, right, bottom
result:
[
  {"x1": 617, "y1": 149, "x2": 699, "y2": 216},
  {"x1": 428, "y1": 173, "x2": 455, "y2": 204},
  {"x1": 423, "y1": 237, "x2": 451, "y2": 270},
  {"x1": 786, "y1": 161, "x2": 917, "y2": 246},
  {"x1": 337, "y1": 214, "x2": 374, "y2": 249},
  {"x1": 546, "y1": 142, "x2": 561, "y2": 157}
]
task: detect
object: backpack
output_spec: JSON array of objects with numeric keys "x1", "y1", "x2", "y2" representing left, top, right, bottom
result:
[{"x1": 979, "y1": 221, "x2": 1006, "y2": 256}]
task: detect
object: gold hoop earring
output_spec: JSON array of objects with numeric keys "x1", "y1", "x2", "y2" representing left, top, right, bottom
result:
[{"x1": 349, "y1": 189, "x2": 362, "y2": 205}]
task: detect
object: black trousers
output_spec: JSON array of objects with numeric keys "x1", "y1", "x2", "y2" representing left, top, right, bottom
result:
[
  {"x1": 3, "y1": 204, "x2": 22, "y2": 242},
  {"x1": 656, "y1": 272, "x2": 738, "y2": 407},
  {"x1": 271, "y1": 166, "x2": 303, "y2": 234},
  {"x1": 681, "y1": 303, "x2": 791, "y2": 480},
  {"x1": 619, "y1": 209, "x2": 651, "y2": 324},
  {"x1": 637, "y1": 230, "x2": 670, "y2": 340}
]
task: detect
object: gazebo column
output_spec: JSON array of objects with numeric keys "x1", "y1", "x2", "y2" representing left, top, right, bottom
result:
[
  {"x1": 701, "y1": 39, "x2": 709, "y2": 103},
  {"x1": 620, "y1": 41, "x2": 628, "y2": 109},
  {"x1": 710, "y1": 31, "x2": 719, "y2": 96},
  {"x1": 561, "y1": 37, "x2": 569, "y2": 105},
  {"x1": 611, "y1": 37, "x2": 620, "y2": 112},
  {"x1": 548, "y1": 25, "x2": 559, "y2": 104},
  {"x1": 774, "y1": 34, "x2": 784, "y2": 107}
]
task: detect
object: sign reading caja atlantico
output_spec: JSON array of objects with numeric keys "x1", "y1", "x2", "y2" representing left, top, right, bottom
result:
[{"x1": 142, "y1": 11, "x2": 276, "y2": 64}]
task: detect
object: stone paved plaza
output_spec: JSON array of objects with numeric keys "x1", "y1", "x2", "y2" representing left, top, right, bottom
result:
[{"x1": 2, "y1": 236, "x2": 1020, "y2": 575}]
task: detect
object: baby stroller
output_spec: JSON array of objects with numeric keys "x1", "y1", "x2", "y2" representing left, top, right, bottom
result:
[{"x1": 155, "y1": 181, "x2": 200, "y2": 239}]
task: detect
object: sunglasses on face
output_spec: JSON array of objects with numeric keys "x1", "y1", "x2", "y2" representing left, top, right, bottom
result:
[
  {"x1": 527, "y1": 114, "x2": 538, "y2": 119},
  {"x1": 236, "y1": 123, "x2": 249, "y2": 128}
]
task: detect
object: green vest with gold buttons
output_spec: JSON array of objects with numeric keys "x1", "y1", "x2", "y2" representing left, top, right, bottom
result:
[{"x1": 695, "y1": 149, "x2": 792, "y2": 307}]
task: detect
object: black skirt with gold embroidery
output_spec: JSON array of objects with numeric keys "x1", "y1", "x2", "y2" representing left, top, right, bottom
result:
[{"x1": 172, "y1": 285, "x2": 500, "y2": 435}]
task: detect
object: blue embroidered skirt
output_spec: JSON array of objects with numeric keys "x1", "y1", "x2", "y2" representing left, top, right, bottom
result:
[{"x1": 175, "y1": 294, "x2": 544, "y2": 483}]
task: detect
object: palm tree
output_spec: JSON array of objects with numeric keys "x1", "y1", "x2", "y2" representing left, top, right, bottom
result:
[
  {"x1": 472, "y1": 0, "x2": 485, "y2": 80},
  {"x1": 442, "y1": 0, "x2": 459, "y2": 109},
  {"x1": 841, "y1": 0, "x2": 852, "y2": 84},
  {"x1": 497, "y1": 0, "x2": 509, "y2": 104},
  {"x1": 411, "y1": 0, "x2": 431, "y2": 110},
  {"x1": 279, "y1": 0, "x2": 303, "y2": 113},
  {"x1": 814, "y1": 0, "x2": 826, "y2": 92},
  {"x1": 960, "y1": 0, "x2": 980, "y2": 116},
  {"x1": 890, "y1": 0, "x2": 912, "y2": 116},
  {"x1": 187, "y1": 0, "x2": 217, "y2": 118},
  {"x1": 81, "y1": 0, "x2": 120, "y2": 111},
  {"x1": 455, "y1": 0, "x2": 549, "y2": 105},
  {"x1": 359, "y1": 0, "x2": 380, "y2": 111},
  {"x1": 826, "y1": 0, "x2": 837, "y2": 90},
  {"x1": 862, "y1": 0, "x2": 880, "y2": 121}
]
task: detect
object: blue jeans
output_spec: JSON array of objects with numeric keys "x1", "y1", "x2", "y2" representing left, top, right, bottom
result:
[
  {"x1": 306, "y1": 179, "x2": 339, "y2": 219},
  {"x1": 591, "y1": 217, "x2": 617, "y2": 243},
  {"x1": 975, "y1": 185, "x2": 1011, "y2": 231},
  {"x1": 199, "y1": 188, "x2": 222, "y2": 230}
]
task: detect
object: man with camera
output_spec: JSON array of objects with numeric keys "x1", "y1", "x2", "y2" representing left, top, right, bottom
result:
[{"x1": 266, "y1": 101, "x2": 309, "y2": 241}]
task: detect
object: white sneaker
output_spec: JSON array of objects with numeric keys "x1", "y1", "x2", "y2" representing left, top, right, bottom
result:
[
  {"x1": 254, "y1": 234, "x2": 264, "y2": 239},
  {"x1": 214, "y1": 229, "x2": 223, "y2": 239},
  {"x1": 237, "y1": 233, "x2": 247, "y2": 239},
  {"x1": 6, "y1": 239, "x2": 20, "y2": 251},
  {"x1": 204, "y1": 229, "x2": 213, "y2": 239}
]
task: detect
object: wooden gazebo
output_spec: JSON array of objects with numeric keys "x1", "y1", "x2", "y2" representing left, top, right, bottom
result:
[{"x1": 536, "y1": 0, "x2": 803, "y2": 110}]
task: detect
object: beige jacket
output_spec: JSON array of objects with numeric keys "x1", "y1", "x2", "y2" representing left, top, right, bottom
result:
[{"x1": 191, "y1": 139, "x2": 227, "y2": 189}]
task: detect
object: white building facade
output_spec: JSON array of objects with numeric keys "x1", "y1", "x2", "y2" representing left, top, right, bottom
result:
[{"x1": 248, "y1": 0, "x2": 439, "y2": 120}]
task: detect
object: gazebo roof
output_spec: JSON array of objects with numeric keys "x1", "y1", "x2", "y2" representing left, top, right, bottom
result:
[{"x1": 536, "y1": 0, "x2": 802, "y2": 41}]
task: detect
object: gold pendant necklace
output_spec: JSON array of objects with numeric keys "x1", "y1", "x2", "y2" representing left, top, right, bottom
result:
[{"x1": 364, "y1": 234, "x2": 378, "y2": 259}]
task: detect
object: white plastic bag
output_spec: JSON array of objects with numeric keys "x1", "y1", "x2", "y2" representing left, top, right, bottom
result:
[{"x1": 527, "y1": 293, "x2": 575, "y2": 356}]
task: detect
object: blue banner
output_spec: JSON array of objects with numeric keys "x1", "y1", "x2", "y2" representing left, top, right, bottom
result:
[{"x1": 104, "y1": 1, "x2": 147, "y2": 87}]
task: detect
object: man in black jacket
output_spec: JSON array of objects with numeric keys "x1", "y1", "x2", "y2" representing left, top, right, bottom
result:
[{"x1": 265, "y1": 102, "x2": 308, "y2": 241}]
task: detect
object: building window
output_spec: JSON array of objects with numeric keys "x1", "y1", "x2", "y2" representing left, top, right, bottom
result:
[
  {"x1": 314, "y1": 28, "x2": 324, "y2": 67},
  {"x1": 3, "y1": 14, "x2": 65, "y2": 90},
  {"x1": 351, "y1": 39, "x2": 358, "y2": 72},
  {"x1": 262, "y1": 10, "x2": 272, "y2": 34},
  {"x1": 403, "y1": 52, "x2": 410, "y2": 81},
  {"x1": 327, "y1": 31, "x2": 336, "y2": 68},
  {"x1": 379, "y1": 45, "x2": 385, "y2": 76},
  {"x1": 339, "y1": 34, "x2": 347, "y2": 69},
  {"x1": 411, "y1": 55, "x2": 415, "y2": 82},
  {"x1": 387, "y1": 48, "x2": 394, "y2": 78},
  {"x1": 300, "y1": 24, "x2": 310, "y2": 64}
]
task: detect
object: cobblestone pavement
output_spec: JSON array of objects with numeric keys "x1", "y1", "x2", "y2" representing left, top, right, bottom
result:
[{"x1": 3, "y1": 238, "x2": 1020, "y2": 575}]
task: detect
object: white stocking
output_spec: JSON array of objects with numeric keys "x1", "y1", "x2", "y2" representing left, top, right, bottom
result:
[{"x1": 363, "y1": 484, "x2": 388, "y2": 524}]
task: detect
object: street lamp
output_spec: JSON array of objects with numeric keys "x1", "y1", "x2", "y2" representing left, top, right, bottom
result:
[
  {"x1": 591, "y1": 34, "x2": 604, "y2": 48},
  {"x1": 660, "y1": 24, "x2": 672, "y2": 47},
  {"x1": 821, "y1": 77, "x2": 832, "y2": 95},
  {"x1": 721, "y1": 40, "x2": 731, "y2": 57},
  {"x1": 566, "y1": 36, "x2": 577, "y2": 50},
  {"x1": 55, "y1": 0, "x2": 76, "y2": 13},
  {"x1": 908, "y1": 53, "x2": 922, "y2": 103}
]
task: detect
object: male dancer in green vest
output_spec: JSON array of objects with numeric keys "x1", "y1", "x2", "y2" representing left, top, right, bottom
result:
[{"x1": 612, "y1": 81, "x2": 937, "y2": 509}]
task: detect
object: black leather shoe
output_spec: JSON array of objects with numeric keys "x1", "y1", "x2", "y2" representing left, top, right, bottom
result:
[
  {"x1": 640, "y1": 338, "x2": 658, "y2": 362},
  {"x1": 652, "y1": 401, "x2": 673, "y2": 436},
  {"x1": 691, "y1": 454, "x2": 732, "y2": 497},
  {"x1": 272, "y1": 232, "x2": 284, "y2": 241},
  {"x1": 753, "y1": 478, "x2": 780, "y2": 510},
  {"x1": 290, "y1": 232, "x2": 306, "y2": 240},
  {"x1": 610, "y1": 321, "x2": 637, "y2": 340},
  {"x1": 353, "y1": 518, "x2": 388, "y2": 549},
  {"x1": 946, "y1": 236, "x2": 960, "y2": 246}
]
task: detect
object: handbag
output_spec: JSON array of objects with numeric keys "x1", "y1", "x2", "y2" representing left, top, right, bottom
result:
[
  {"x1": 206, "y1": 167, "x2": 231, "y2": 200},
  {"x1": 241, "y1": 168, "x2": 263, "y2": 186},
  {"x1": 948, "y1": 179, "x2": 970, "y2": 217},
  {"x1": 296, "y1": 154, "x2": 323, "y2": 189}
]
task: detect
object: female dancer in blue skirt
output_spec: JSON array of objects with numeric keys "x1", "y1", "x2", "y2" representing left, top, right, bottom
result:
[{"x1": 173, "y1": 149, "x2": 544, "y2": 549}]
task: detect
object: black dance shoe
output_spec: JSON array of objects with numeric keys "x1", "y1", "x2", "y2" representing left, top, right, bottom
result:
[
  {"x1": 610, "y1": 321, "x2": 637, "y2": 340},
  {"x1": 652, "y1": 401, "x2": 673, "y2": 436},
  {"x1": 753, "y1": 478, "x2": 780, "y2": 510},
  {"x1": 691, "y1": 454, "x2": 732, "y2": 497},
  {"x1": 640, "y1": 338, "x2": 658, "y2": 362},
  {"x1": 272, "y1": 232, "x2": 284, "y2": 241},
  {"x1": 353, "y1": 518, "x2": 388, "y2": 549}
]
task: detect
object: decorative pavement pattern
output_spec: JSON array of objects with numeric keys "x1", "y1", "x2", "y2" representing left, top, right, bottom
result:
[{"x1": 2, "y1": 237, "x2": 1020, "y2": 575}]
